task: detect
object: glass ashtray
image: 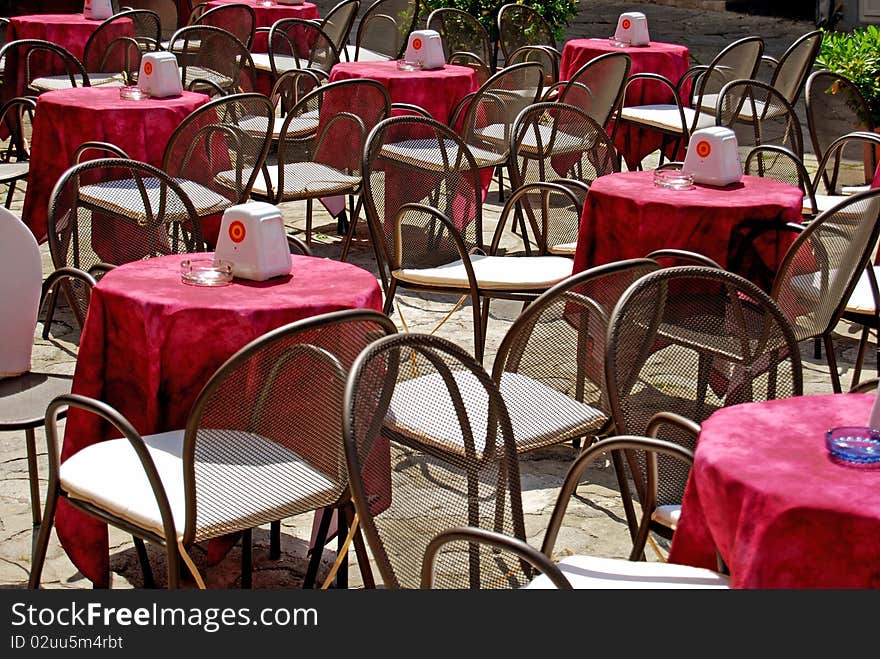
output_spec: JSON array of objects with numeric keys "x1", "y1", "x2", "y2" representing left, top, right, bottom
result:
[
  {"x1": 653, "y1": 169, "x2": 695, "y2": 190},
  {"x1": 120, "y1": 85, "x2": 148, "y2": 100},
  {"x1": 826, "y1": 426, "x2": 880, "y2": 465},
  {"x1": 180, "y1": 258, "x2": 233, "y2": 287},
  {"x1": 396, "y1": 59, "x2": 423, "y2": 71},
  {"x1": 608, "y1": 38, "x2": 631, "y2": 48}
]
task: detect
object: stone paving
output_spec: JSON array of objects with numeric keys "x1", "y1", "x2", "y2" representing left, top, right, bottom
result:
[{"x1": 1, "y1": 2, "x2": 862, "y2": 589}]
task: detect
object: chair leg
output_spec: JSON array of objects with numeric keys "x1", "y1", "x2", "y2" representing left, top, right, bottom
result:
[
  {"x1": 166, "y1": 541, "x2": 180, "y2": 590},
  {"x1": 24, "y1": 427, "x2": 41, "y2": 526},
  {"x1": 851, "y1": 325, "x2": 870, "y2": 390},
  {"x1": 472, "y1": 294, "x2": 487, "y2": 364},
  {"x1": 349, "y1": 504, "x2": 375, "y2": 589},
  {"x1": 611, "y1": 449, "x2": 642, "y2": 550},
  {"x1": 339, "y1": 195, "x2": 364, "y2": 263},
  {"x1": 823, "y1": 333, "x2": 842, "y2": 393},
  {"x1": 496, "y1": 165, "x2": 505, "y2": 202},
  {"x1": 335, "y1": 507, "x2": 348, "y2": 589},
  {"x1": 305, "y1": 198, "x2": 313, "y2": 247},
  {"x1": 813, "y1": 336, "x2": 822, "y2": 360},
  {"x1": 382, "y1": 279, "x2": 398, "y2": 316},
  {"x1": 270, "y1": 520, "x2": 281, "y2": 560},
  {"x1": 5, "y1": 180, "x2": 17, "y2": 208},
  {"x1": 28, "y1": 483, "x2": 58, "y2": 588},
  {"x1": 41, "y1": 285, "x2": 60, "y2": 340},
  {"x1": 241, "y1": 528, "x2": 253, "y2": 589},
  {"x1": 132, "y1": 536, "x2": 156, "y2": 588},
  {"x1": 303, "y1": 507, "x2": 332, "y2": 589}
]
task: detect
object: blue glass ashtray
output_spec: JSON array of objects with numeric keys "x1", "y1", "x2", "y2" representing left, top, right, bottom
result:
[{"x1": 825, "y1": 426, "x2": 880, "y2": 465}]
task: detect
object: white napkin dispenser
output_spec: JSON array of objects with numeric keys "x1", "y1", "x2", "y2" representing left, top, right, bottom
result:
[
  {"x1": 614, "y1": 12, "x2": 650, "y2": 46},
  {"x1": 404, "y1": 30, "x2": 445, "y2": 70},
  {"x1": 137, "y1": 51, "x2": 183, "y2": 98},
  {"x1": 682, "y1": 126, "x2": 743, "y2": 186},
  {"x1": 83, "y1": 0, "x2": 114, "y2": 20},
  {"x1": 214, "y1": 202, "x2": 292, "y2": 281}
]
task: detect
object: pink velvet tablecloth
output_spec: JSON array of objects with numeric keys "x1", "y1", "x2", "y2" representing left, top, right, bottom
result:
[
  {"x1": 668, "y1": 393, "x2": 880, "y2": 588},
  {"x1": 56, "y1": 252, "x2": 384, "y2": 586},
  {"x1": 205, "y1": 0, "x2": 319, "y2": 52},
  {"x1": 560, "y1": 39, "x2": 691, "y2": 170},
  {"x1": 21, "y1": 87, "x2": 210, "y2": 244},
  {"x1": 9, "y1": 13, "x2": 118, "y2": 62},
  {"x1": 328, "y1": 60, "x2": 478, "y2": 125},
  {"x1": 572, "y1": 171, "x2": 805, "y2": 291}
]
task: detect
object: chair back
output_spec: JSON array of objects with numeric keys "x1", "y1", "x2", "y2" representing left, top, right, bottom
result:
[
  {"x1": 497, "y1": 3, "x2": 555, "y2": 65},
  {"x1": 83, "y1": 9, "x2": 162, "y2": 81},
  {"x1": 558, "y1": 51, "x2": 631, "y2": 130},
  {"x1": 269, "y1": 68, "x2": 324, "y2": 117},
  {"x1": 181, "y1": 309, "x2": 397, "y2": 545},
  {"x1": 163, "y1": 92, "x2": 274, "y2": 212},
  {"x1": 692, "y1": 35, "x2": 764, "y2": 110},
  {"x1": 343, "y1": 332, "x2": 526, "y2": 588},
  {"x1": 805, "y1": 70, "x2": 875, "y2": 165},
  {"x1": 768, "y1": 29, "x2": 822, "y2": 105},
  {"x1": 0, "y1": 39, "x2": 88, "y2": 96},
  {"x1": 321, "y1": 0, "x2": 360, "y2": 57},
  {"x1": 426, "y1": 7, "x2": 492, "y2": 83},
  {"x1": 744, "y1": 145, "x2": 816, "y2": 214},
  {"x1": 716, "y1": 78, "x2": 804, "y2": 158},
  {"x1": 362, "y1": 114, "x2": 484, "y2": 280},
  {"x1": 606, "y1": 265, "x2": 802, "y2": 509},
  {"x1": 267, "y1": 18, "x2": 340, "y2": 80},
  {"x1": 353, "y1": 0, "x2": 421, "y2": 61},
  {"x1": 770, "y1": 187, "x2": 880, "y2": 343},
  {"x1": 0, "y1": 95, "x2": 35, "y2": 164},
  {"x1": 167, "y1": 24, "x2": 256, "y2": 95},
  {"x1": 123, "y1": 0, "x2": 181, "y2": 39},
  {"x1": 193, "y1": 2, "x2": 256, "y2": 50},
  {"x1": 0, "y1": 206, "x2": 41, "y2": 377},
  {"x1": 46, "y1": 157, "x2": 206, "y2": 275},
  {"x1": 811, "y1": 130, "x2": 880, "y2": 198}
]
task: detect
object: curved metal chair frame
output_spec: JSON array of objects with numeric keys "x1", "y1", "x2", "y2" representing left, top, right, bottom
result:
[{"x1": 426, "y1": 7, "x2": 493, "y2": 84}]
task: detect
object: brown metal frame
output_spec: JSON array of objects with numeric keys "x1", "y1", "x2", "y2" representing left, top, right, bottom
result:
[
  {"x1": 166, "y1": 24, "x2": 256, "y2": 94},
  {"x1": 426, "y1": 7, "x2": 493, "y2": 81},
  {"x1": 353, "y1": 0, "x2": 421, "y2": 62},
  {"x1": 0, "y1": 38, "x2": 90, "y2": 92},
  {"x1": 319, "y1": 0, "x2": 360, "y2": 63},
  {"x1": 0, "y1": 96, "x2": 35, "y2": 209},
  {"x1": 552, "y1": 51, "x2": 632, "y2": 130},
  {"x1": 192, "y1": 3, "x2": 256, "y2": 50}
]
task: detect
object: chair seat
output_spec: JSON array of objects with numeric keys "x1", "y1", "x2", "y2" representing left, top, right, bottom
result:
[
  {"x1": 385, "y1": 370, "x2": 606, "y2": 456},
  {"x1": 60, "y1": 428, "x2": 343, "y2": 542},
  {"x1": 380, "y1": 139, "x2": 506, "y2": 170},
  {"x1": 548, "y1": 241, "x2": 577, "y2": 256},
  {"x1": 344, "y1": 45, "x2": 391, "y2": 62},
  {"x1": 477, "y1": 123, "x2": 589, "y2": 156},
  {"x1": 251, "y1": 53, "x2": 302, "y2": 74},
  {"x1": 618, "y1": 104, "x2": 715, "y2": 133},
  {"x1": 651, "y1": 504, "x2": 681, "y2": 530},
  {"x1": 0, "y1": 161, "x2": 30, "y2": 182},
  {"x1": 180, "y1": 66, "x2": 233, "y2": 91},
  {"x1": 394, "y1": 254, "x2": 572, "y2": 291},
  {"x1": 232, "y1": 162, "x2": 360, "y2": 199},
  {"x1": 239, "y1": 111, "x2": 319, "y2": 140},
  {"x1": 78, "y1": 177, "x2": 231, "y2": 221},
  {"x1": 523, "y1": 555, "x2": 730, "y2": 589},
  {"x1": 842, "y1": 265, "x2": 880, "y2": 315},
  {"x1": 29, "y1": 73, "x2": 125, "y2": 92},
  {"x1": 0, "y1": 372, "x2": 73, "y2": 428}
]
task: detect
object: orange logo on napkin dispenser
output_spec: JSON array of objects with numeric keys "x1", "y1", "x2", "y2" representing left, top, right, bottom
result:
[
  {"x1": 229, "y1": 221, "x2": 246, "y2": 243},
  {"x1": 696, "y1": 140, "x2": 711, "y2": 158},
  {"x1": 412, "y1": 38, "x2": 422, "y2": 50},
  {"x1": 143, "y1": 61, "x2": 153, "y2": 76},
  {"x1": 622, "y1": 18, "x2": 631, "y2": 29}
]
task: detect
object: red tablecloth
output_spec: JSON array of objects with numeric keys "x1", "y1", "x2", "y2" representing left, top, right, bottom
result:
[
  {"x1": 328, "y1": 60, "x2": 478, "y2": 125},
  {"x1": 668, "y1": 393, "x2": 880, "y2": 588},
  {"x1": 560, "y1": 39, "x2": 690, "y2": 170},
  {"x1": 572, "y1": 171, "x2": 805, "y2": 291},
  {"x1": 56, "y1": 252, "x2": 384, "y2": 586},
  {"x1": 205, "y1": 0, "x2": 319, "y2": 53},
  {"x1": 9, "y1": 13, "x2": 115, "y2": 62},
  {"x1": 21, "y1": 87, "x2": 210, "y2": 244}
]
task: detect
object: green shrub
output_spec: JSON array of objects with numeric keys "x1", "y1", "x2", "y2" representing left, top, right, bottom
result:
[
  {"x1": 817, "y1": 25, "x2": 880, "y2": 125},
  {"x1": 421, "y1": 0, "x2": 580, "y2": 43}
]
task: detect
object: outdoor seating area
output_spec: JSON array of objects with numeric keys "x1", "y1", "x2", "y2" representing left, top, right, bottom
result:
[{"x1": 2, "y1": 0, "x2": 880, "y2": 593}]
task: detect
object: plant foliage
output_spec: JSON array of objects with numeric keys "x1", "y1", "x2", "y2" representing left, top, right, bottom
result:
[
  {"x1": 817, "y1": 25, "x2": 880, "y2": 125},
  {"x1": 421, "y1": 0, "x2": 579, "y2": 42}
]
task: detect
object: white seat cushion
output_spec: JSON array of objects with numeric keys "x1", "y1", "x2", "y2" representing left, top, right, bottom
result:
[
  {"x1": 385, "y1": 370, "x2": 606, "y2": 456},
  {"x1": 230, "y1": 163, "x2": 360, "y2": 199},
  {"x1": 29, "y1": 72, "x2": 125, "y2": 91},
  {"x1": 380, "y1": 138, "x2": 505, "y2": 170},
  {"x1": 478, "y1": 123, "x2": 590, "y2": 156},
  {"x1": 239, "y1": 111, "x2": 319, "y2": 140},
  {"x1": 251, "y1": 53, "x2": 303, "y2": 73},
  {"x1": 548, "y1": 241, "x2": 577, "y2": 256},
  {"x1": 844, "y1": 265, "x2": 880, "y2": 315},
  {"x1": 394, "y1": 254, "x2": 572, "y2": 291},
  {"x1": 651, "y1": 504, "x2": 681, "y2": 530},
  {"x1": 345, "y1": 45, "x2": 392, "y2": 62},
  {"x1": 0, "y1": 162, "x2": 30, "y2": 180},
  {"x1": 60, "y1": 429, "x2": 341, "y2": 542},
  {"x1": 180, "y1": 66, "x2": 233, "y2": 91},
  {"x1": 523, "y1": 554, "x2": 730, "y2": 589},
  {"x1": 618, "y1": 104, "x2": 715, "y2": 133},
  {"x1": 78, "y1": 177, "x2": 231, "y2": 221}
]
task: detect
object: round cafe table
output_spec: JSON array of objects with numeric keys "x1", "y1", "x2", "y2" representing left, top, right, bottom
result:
[
  {"x1": 328, "y1": 60, "x2": 479, "y2": 125},
  {"x1": 55, "y1": 252, "x2": 384, "y2": 587},
  {"x1": 204, "y1": 0, "x2": 319, "y2": 52},
  {"x1": 572, "y1": 171, "x2": 805, "y2": 291},
  {"x1": 668, "y1": 393, "x2": 880, "y2": 588},
  {"x1": 21, "y1": 86, "x2": 210, "y2": 244},
  {"x1": 560, "y1": 38, "x2": 691, "y2": 170},
  {"x1": 8, "y1": 13, "x2": 125, "y2": 62}
]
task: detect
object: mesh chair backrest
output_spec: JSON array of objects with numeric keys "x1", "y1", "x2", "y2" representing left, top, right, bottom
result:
[
  {"x1": 343, "y1": 332, "x2": 526, "y2": 588},
  {"x1": 0, "y1": 96, "x2": 35, "y2": 162},
  {"x1": 694, "y1": 36, "x2": 763, "y2": 106},
  {"x1": 354, "y1": 0, "x2": 420, "y2": 60},
  {"x1": 491, "y1": 181, "x2": 584, "y2": 255},
  {"x1": 83, "y1": 10, "x2": 161, "y2": 77},
  {"x1": 180, "y1": 309, "x2": 397, "y2": 544},
  {"x1": 163, "y1": 92, "x2": 274, "y2": 208},
  {"x1": 168, "y1": 25, "x2": 256, "y2": 94},
  {"x1": 509, "y1": 101, "x2": 619, "y2": 191},
  {"x1": 321, "y1": 0, "x2": 360, "y2": 54},
  {"x1": 194, "y1": 3, "x2": 256, "y2": 50},
  {"x1": 46, "y1": 158, "x2": 205, "y2": 275},
  {"x1": 771, "y1": 188, "x2": 880, "y2": 342},
  {"x1": 744, "y1": 145, "x2": 813, "y2": 198},
  {"x1": 497, "y1": 3, "x2": 555, "y2": 62},
  {"x1": 769, "y1": 29, "x2": 822, "y2": 105},
  {"x1": 559, "y1": 52, "x2": 632, "y2": 129},
  {"x1": 426, "y1": 7, "x2": 492, "y2": 80},
  {"x1": 606, "y1": 266, "x2": 802, "y2": 507},
  {"x1": 811, "y1": 131, "x2": 880, "y2": 196},
  {"x1": 362, "y1": 115, "x2": 484, "y2": 275},
  {"x1": 0, "y1": 39, "x2": 88, "y2": 95},
  {"x1": 268, "y1": 18, "x2": 340, "y2": 78},
  {"x1": 805, "y1": 70, "x2": 874, "y2": 164},
  {"x1": 124, "y1": 0, "x2": 180, "y2": 39},
  {"x1": 494, "y1": 259, "x2": 661, "y2": 451},
  {"x1": 270, "y1": 68, "x2": 324, "y2": 116},
  {"x1": 716, "y1": 79, "x2": 804, "y2": 158}
]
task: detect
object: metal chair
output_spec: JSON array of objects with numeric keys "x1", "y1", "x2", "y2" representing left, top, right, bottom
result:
[
  {"x1": 744, "y1": 144, "x2": 817, "y2": 217},
  {"x1": 424, "y1": 436, "x2": 730, "y2": 589},
  {"x1": 0, "y1": 96, "x2": 35, "y2": 209},
  {"x1": 319, "y1": 0, "x2": 360, "y2": 63},
  {"x1": 496, "y1": 3, "x2": 560, "y2": 71},
  {"x1": 30, "y1": 309, "x2": 397, "y2": 589},
  {"x1": 191, "y1": 2, "x2": 255, "y2": 50},
  {"x1": 123, "y1": 0, "x2": 181, "y2": 40},
  {"x1": 810, "y1": 130, "x2": 880, "y2": 214},
  {"x1": 0, "y1": 39, "x2": 89, "y2": 97},
  {"x1": 347, "y1": 0, "x2": 421, "y2": 62},
  {"x1": 342, "y1": 332, "x2": 530, "y2": 588},
  {"x1": 550, "y1": 51, "x2": 632, "y2": 131},
  {"x1": 757, "y1": 29, "x2": 822, "y2": 108},
  {"x1": 252, "y1": 18, "x2": 339, "y2": 85},
  {"x1": 605, "y1": 265, "x2": 803, "y2": 556},
  {"x1": 426, "y1": 7, "x2": 493, "y2": 84},
  {"x1": 166, "y1": 24, "x2": 256, "y2": 95}
]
